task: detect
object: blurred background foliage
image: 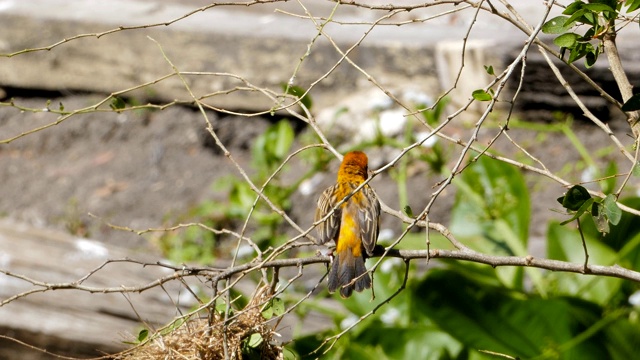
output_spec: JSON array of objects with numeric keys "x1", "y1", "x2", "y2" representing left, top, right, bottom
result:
[
  {"x1": 289, "y1": 147, "x2": 640, "y2": 359},
  {"x1": 153, "y1": 100, "x2": 640, "y2": 358}
]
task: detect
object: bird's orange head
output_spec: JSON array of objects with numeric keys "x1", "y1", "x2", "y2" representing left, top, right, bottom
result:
[{"x1": 337, "y1": 151, "x2": 369, "y2": 181}]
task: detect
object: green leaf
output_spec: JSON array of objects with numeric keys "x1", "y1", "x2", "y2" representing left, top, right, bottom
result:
[
  {"x1": 262, "y1": 297, "x2": 285, "y2": 319},
  {"x1": 472, "y1": 89, "x2": 492, "y2": 101},
  {"x1": 559, "y1": 197, "x2": 595, "y2": 225},
  {"x1": 542, "y1": 16, "x2": 575, "y2": 34},
  {"x1": 451, "y1": 155, "x2": 534, "y2": 291},
  {"x1": 632, "y1": 162, "x2": 640, "y2": 177},
  {"x1": 215, "y1": 300, "x2": 227, "y2": 314},
  {"x1": 585, "y1": 49, "x2": 598, "y2": 68},
  {"x1": 415, "y1": 270, "x2": 608, "y2": 358},
  {"x1": 561, "y1": 185, "x2": 592, "y2": 211},
  {"x1": 284, "y1": 84, "x2": 313, "y2": 110},
  {"x1": 621, "y1": 93, "x2": 640, "y2": 111},
  {"x1": 247, "y1": 333, "x2": 263, "y2": 347},
  {"x1": 137, "y1": 329, "x2": 149, "y2": 342},
  {"x1": 563, "y1": 1, "x2": 585, "y2": 15},
  {"x1": 261, "y1": 306, "x2": 273, "y2": 320},
  {"x1": 403, "y1": 205, "x2": 414, "y2": 218},
  {"x1": 568, "y1": 42, "x2": 590, "y2": 63},
  {"x1": 252, "y1": 119, "x2": 295, "y2": 175},
  {"x1": 592, "y1": 197, "x2": 640, "y2": 254},
  {"x1": 604, "y1": 194, "x2": 622, "y2": 225},
  {"x1": 583, "y1": 11, "x2": 596, "y2": 25},
  {"x1": 110, "y1": 96, "x2": 126, "y2": 112},
  {"x1": 554, "y1": 33, "x2": 581, "y2": 48},
  {"x1": 583, "y1": 3, "x2": 615, "y2": 12},
  {"x1": 484, "y1": 65, "x2": 495, "y2": 75},
  {"x1": 272, "y1": 297, "x2": 285, "y2": 317},
  {"x1": 565, "y1": 9, "x2": 588, "y2": 25},
  {"x1": 627, "y1": 0, "x2": 640, "y2": 12},
  {"x1": 452, "y1": 155, "x2": 530, "y2": 243},
  {"x1": 273, "y1": 120, "x2": 294, "y2": 160}
]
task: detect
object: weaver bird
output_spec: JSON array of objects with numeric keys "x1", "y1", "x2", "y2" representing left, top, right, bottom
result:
[{"x1": 315, "y1": 151, "x2": 380, "y2": 298}]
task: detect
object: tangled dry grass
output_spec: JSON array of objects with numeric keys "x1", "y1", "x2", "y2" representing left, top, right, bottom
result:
[{"x1": 119, "y1": 287, "x2": 282, "y2": 360}]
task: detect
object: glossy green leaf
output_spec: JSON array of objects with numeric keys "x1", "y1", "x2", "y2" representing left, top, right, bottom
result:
[
  {"x1": 627, "y1": 0, "x2": 640, "y2": 12},
  {"x1": 583, "y1": 3, "x2": 615, "y2": 12},
  {"x1": 472, "y1": 89, "x2": 492, "y2": 101},
  {"x1": 542, "y1": 16, "x2": 575, "y2": 34}
]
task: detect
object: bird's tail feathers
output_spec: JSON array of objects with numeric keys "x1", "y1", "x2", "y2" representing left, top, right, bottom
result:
[{"x1": 328, "y1": 249, "x2": 371, "y2": 298}]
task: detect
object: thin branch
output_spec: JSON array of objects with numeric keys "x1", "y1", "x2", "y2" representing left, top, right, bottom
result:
[
  {"x1": 616, "y1": 135, "x2": 640, "y2": 197},
  {"x1": 408, "y1": 0, "x2": 555, "y2": 254},
  {"x1": 0, "y1": 0, "x2": 288, "y2": 57},
  {"x1": 4, "y1": 247, "x2": 640, "y2": 308},
  {"x1": 603, "y1": 26, "x2": 640, "y2": 134},
  {"x1": 536, "y1": 46, "x2": 633, "y2": 162},
  {"x1": 316, "y1": 259, "x2": 411, "y2": 354},
  {"x1": 576, "y1": 217, "x2": 589, "y2": 272}
]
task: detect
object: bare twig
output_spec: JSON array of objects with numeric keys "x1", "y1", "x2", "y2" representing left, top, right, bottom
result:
[
  {"x1": 4, "y1": 246, "x2": 640, "y2": 309},
  {"x1": 603, "y1": 26, "x2": 640, "y2": 135},
  {"x1": 576, "y1": 218, "x2": 589, "y2": 272},
  {"x1": 0, "y1": 0, "x2": 288, "y2": 58}
]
